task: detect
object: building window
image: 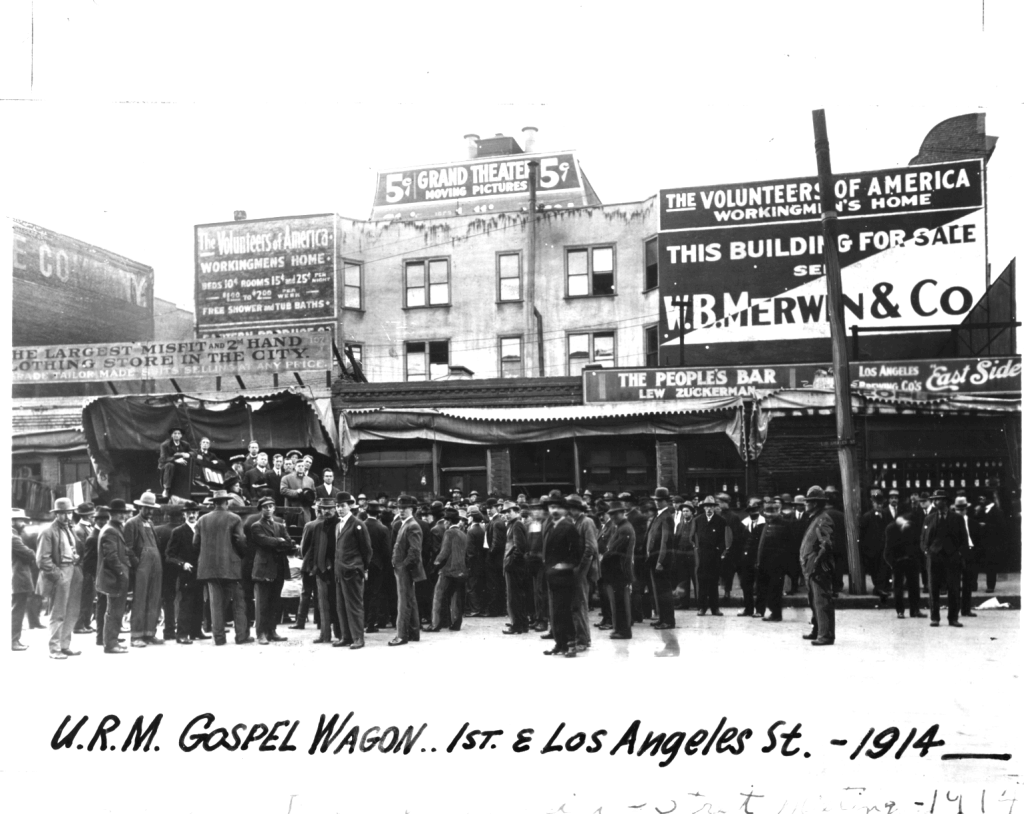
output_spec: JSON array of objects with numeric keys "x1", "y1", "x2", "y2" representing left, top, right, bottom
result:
[
  {"x1": 499, "y1": 335, "x2": 523, "y2": 378},
  {"x1": 344, "y1": 342, "x2": 363, "y2": 366},
  {"x1": 406, "y1": 340, "x2": 449, "y2": 381},
  {"x1": 566, "y1": 246, "x2": 615, "y2": 297},
  {"x1": 405, "y1": 258, "x2": 450, "y2": 308},
  {"x1": 497, "y1": 252, "x2": 522, "y2": 301},
  {"x1": 644, "y1": 237, "x2": 658, "y2": 291},
  {"x1": 567, "y1": 330, "x2": 615, "y2": 376},
  {"x1": 60, "y1": 458, "x2": 92, "y2": 485},
  {"x1": 343, "y1": 261, "x2": 363, "y2": 309},
  {"x1": 645, "y1": 324, "x2": 659, "y2": 367}
]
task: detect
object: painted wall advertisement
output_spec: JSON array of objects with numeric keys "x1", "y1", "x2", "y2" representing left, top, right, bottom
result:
[
  {"x1": 658, "y1": 159, "x2": 986, "y2": 366},
  {"x1": 371, "y1": 151, "x2": 584, "y2": 219},
  {"x1": 194, "y1": 214, "x2": 336, "y2": 334},
  {"x1": 12, "y1": 332, "x2": 332, "y2": 384},
  {"x1": 583, "y1": 356, "x2": 1021, "y2": 403}
]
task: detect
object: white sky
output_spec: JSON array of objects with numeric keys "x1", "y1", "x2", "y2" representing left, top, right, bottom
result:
[{"x1": 1, "y1": 0, "x2": 1021, "y2": 311}]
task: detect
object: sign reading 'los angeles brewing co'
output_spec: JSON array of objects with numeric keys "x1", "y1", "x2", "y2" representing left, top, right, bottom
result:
[
  {"x1": 583, "y1": 356, "x2": 1021, "y2": 403},
  {"x1": 12, "y1": 332, "x2": 331, "y2": 384}
]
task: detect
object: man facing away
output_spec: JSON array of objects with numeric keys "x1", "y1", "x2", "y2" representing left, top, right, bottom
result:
[
  {"x1": 195, "y1": 490, "x2": 253, "y2": 646},
  {"x1": 430, "y1": 507, "x2": 470, "y2": 632}
]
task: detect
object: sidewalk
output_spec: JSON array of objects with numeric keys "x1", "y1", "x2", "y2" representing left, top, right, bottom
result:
[{"x1": 712, "y1": 572, "x2": 1021, "y2": 610}]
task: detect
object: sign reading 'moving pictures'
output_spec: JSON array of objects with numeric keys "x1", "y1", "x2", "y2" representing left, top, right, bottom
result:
[
  {"x1": 658, "y1": 159, "x2": 986, "y2": 366},
  {"x1": 583, "y1": 356, "x2": 1021, "y2": 403},
  {"x1": 194, "y1": 215, "x2": 336, "y2": 334},
  {"x1": 12, "y1": 332, "x2": 332, "y2": 384}
]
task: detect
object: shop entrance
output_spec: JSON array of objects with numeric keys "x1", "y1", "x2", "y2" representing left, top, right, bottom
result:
[{"x1": 511, "y1": 439, "x2": 576, "y2": 499}]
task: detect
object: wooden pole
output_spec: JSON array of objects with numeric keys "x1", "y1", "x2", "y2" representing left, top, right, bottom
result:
[{"x1": 812, "y1": 109, "x2": 865, "y2": 595}]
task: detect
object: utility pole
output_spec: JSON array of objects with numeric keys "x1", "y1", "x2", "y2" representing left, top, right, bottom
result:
[{"x1": 812, "y1": 109, "x2": 864, "y2": 594}]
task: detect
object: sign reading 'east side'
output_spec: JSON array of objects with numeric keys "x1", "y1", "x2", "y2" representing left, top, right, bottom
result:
[
  {"x1": 658, "y1": 159, "x2": 986, "y2": 367},
  {"x1": 194, "y1": 214, "x2": 336, "y2": 334},
  {"x1": 583, "y1": 356, "x2": 1021, "y2": 403},
  {"x1": 12, "y1": 332, "x2": 332, "y2": 384}
]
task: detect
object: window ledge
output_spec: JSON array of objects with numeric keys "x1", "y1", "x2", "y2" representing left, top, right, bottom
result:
[
  {"x1": 342, "y1": 306, "x2": 366, "y2": 314},
  {"x1": 402, "y1": 304, "x2": 453, "y2": 311},
  {"x1": 564, "y1": 294, "x2": 617, "y2": 301},
  {"x1": 496, "y1": 299, "x2": 524, "y2": 305}
]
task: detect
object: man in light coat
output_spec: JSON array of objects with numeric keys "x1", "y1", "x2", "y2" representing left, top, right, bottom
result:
[
  {"x1": 124, "y1": 491, "x2": 164, "y2": 647},
  {"x1": 195, "y1": 490, "x2": 252, "y2": 645},
  {"x1": 36, "y1": 497, "x2": 84, "y2": 659}
]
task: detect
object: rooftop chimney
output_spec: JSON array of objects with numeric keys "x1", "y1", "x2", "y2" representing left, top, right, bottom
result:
[
  {"x1": 464, "y1": 133, "x2": 480, "y2": 159},
  {"x1": 521, "y1": 126, "x2": 538, "y2": 153},
  {"x1": 233, "y1": 210, "x2": 247, "y2": 221}
]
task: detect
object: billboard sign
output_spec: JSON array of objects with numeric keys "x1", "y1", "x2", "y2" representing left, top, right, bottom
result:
[
  {"x1": 371, "y1": 152, "x2": 585, "y2": 220},
  {"x1": 12, "y1": 331, "x2": 332, "y2": 384},
  {"x1": 194, "y1": 214, "x2": 336, "y2": 334},
  {"x1": 658, "y1": 160, "x2": 986, "y2": 366},
  {"x1": 583, "y1": 356, "x2": 1021, "y2": 403}
]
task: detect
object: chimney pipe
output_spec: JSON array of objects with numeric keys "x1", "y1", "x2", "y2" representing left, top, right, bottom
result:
[
  {"x1": 521, "y1": 126, "x2": 538, "y2": 153},
  {"x1": 464, "y1": 133, "x2": 479, "y2": 159},
  {"x1": 233, "y1": 210, "x2": 247, "y2": 221}
]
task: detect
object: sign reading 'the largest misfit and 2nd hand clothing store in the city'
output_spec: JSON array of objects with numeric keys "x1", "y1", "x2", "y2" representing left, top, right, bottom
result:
[{"x1": 658, "y1": 159, "x2": 986, "y2": 366}]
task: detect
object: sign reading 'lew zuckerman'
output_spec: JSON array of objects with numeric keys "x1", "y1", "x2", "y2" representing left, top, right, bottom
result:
[
  {"x1": 194, "y1": 214, "x2": 336, "y2": 334},
  {"x1": 12, "y1": 332, "x2": 331, "y2": 384},
  {"x1": 583, "y1": 356, "x2": 1021, "y2": 403}
]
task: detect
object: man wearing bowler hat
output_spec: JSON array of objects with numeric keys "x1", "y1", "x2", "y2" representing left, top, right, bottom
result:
[
  {"x1": 362, "y1": 499, "x2": 392, "y2": 632},
  {"x1": 195, "y1": 490, "x2": 252, "y2": 645},
  {"x1": 390, "y1": 494, "x2": 426, "y2": 646},
  {"x1": 12, "y1": 508, "x2": 36, "y2": 651},
  {"x1": 799, "y1": 486, "x2": 838, "y2": 645},
  {"x1": 36, "y1": 497, "x2": 84, "y2": 658},
  {"x1": 159, "y1": 426, "x2": 192, "y2": 500},
  {"x1": 334, "y1": 491, "x2": 373, "y2": 649},
  {"x1": 124, "y1": 491, "x2": 164, "y2": 647},
  {"x1": 96, "y1": 499, "x2": 132, "y2": 654},
  {"x1": 693, "y1": 495, "x2": 728, "y2": 616},
  {"x1": 251, "y1": 496, "x2": 295, "y2": 644},
  {"x1": 921, "y1": 489, "x2": 969, "y2": 628}
]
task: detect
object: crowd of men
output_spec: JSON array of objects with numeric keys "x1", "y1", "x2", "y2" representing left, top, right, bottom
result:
[{"x1": 11, "y1": 435, "x2": 1014, "y2": 658}]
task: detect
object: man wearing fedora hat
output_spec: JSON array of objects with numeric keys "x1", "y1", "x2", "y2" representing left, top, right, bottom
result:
[
  {"x1": 953, "y1": 494, "x2": 980, "y2": 617},
  {"x1": 166, "y1": 501, "x2": 207, "y2": 643},
  {"x1": 251, "y1": 497, "x2": 296, "y2": 645},
  {"x1": 96, "y1": 500, "x2": 132, "y2": 654},
  {"x1": 542, "y1": 494, "x2": 583, "y2": 657},
  {"x1": 333, "y1": 492, "x2": 373, "y2": 648},
  {"x1": 299, "y1": 497, "x2": 342, "y2": 643},
  {"x1": 484, "y1": 498, "x2": 508, "y2": 618},
  {"x1": 883, "y1": 510, "x2": 923, "y2": 619},
  {"x1": 601, "y1": 501, "x2": 635, "y2": 639},
  {"x1": 799, "y1": 486, "x2": 839, "y2": 645},
  {"x1": 85, "y1": 506, "x2": 114, "y2": 647},
  {"x1": 36, "y1": 497, "x2": 85, "y2": 658},
  {"x1": 921, "y1": 489, "x2": 969, "y2": 627},
  {"x1": 693, "y1": 495, "x2": 729, "y2": 617},
  {"x1": 195, "y1": 490, "x2": 253, "y2": 645},
  {"x1": 71, "y1": 502, "x2": 98, "y2": 635},
  {"x1": 645, "y1": 487, "x2": 678, "y2": 629},
  {"x1": 362, "y1": 499, "x2": 392, "y2": 633},
  {"x1": 159, "y1": 427, "x2": 193, "y2": 498},
  {"x1": 124, "y1": 491, "x2": 164, "y2": 647},
  {"x1": 390, "y1": 494, "x2": 426, "y2": 646},
  {"x1": 502, "y1": 501, "x2": 531, "y2": 635},
  {"x1": 566, "y1": 495, "x2": 597, "y2": 646},
  {"x1": 12, "y1": 508, "x2": 36, "y2": 651},
  {"x1": 431, "y1": 506, "x2": 470, "y2": 632}
]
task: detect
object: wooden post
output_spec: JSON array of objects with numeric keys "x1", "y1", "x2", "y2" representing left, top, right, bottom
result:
[
  {"x1": 526, "y1": 161, "x2": 541, "y2": 376},
  {"x1": 812, "y1": 109, "x2": 865, "y2": 595}
]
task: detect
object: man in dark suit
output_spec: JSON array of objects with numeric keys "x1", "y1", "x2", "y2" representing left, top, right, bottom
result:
[
  {"x1": 693, "y1": 495, "x2": 729, "y2": 617},
  {"x1": 159, "y1": 427, "x2": 192, "y2": 500},
  {"x1": 431, "y1": 508, "x2": 470, "y2": 632},
  {"x1": 165, "y1": 502, "x2": 206, "y2": 643},
  {"x1": 525, "y1": 503, "x2": 548, "y2": 631},
  {"x1": 333, "y1": 492, "x2": 372, "y2": 649},
  {"x1": 315, "y1": 468, "x2": 341, "y2": 502},
  {"x1": 601, "y1": 501, "x2": 635, "y2": 639},
  {"x1": 622, "y1": 492, "x2": 650, "y2": 623},
  {"x1": 96, "y1": 500, "x2": 132, "y2": 654},
  {"x1": 154, "y1": 505, "x2": 184, "y2": 642},
  {"x1": 716, "y1": 492, "x2": 743, "y2": 600},
  {"x1": 390, "y1": 494, "x2": 425, "y2": 646},
  {"x1": 242, "y1": 441, "x2": 261, "y2": 472},
  {"x1": 502, "y1": 502, "x2": 530, "y2": 634},
  {"x1": 954, "y1": 495, "x2": 980, "y2": 616},
  {"x1": 265, "y1": 454, "x2": 285, "y2": 499},
  {"x1": 465, "y1": 509, "x2": 488, "y2": 617},
  {"x1": 921, "y1": 489, "x2": 969, "y2": 628},
  {"x1": 645, "y1": 487, "x2": 678, "y2": 629},
  {"x1": 12, "y1": 508, "x2": 36, "y2": 651},
  {"x1": 71, "y1": 502, "x2": 97, "y2": 635},
  {"x1": 566, "y1": 495, "x2": 597, "y2": 647},
  {"x1": 884, "y1": 511, "x2": 922, "y2": 619},
  {"x1": 737, "y1": 498, "x2": 765, "y2": 617},
  {"x1": 362, "y1": 499, "x2": 392, "y2": 633},
  {"x1": 799, "y1": 486, "x2": 839, "y2": 646},
  {"x1": 542, "y1": 494, "x2": 584, "y2": 658},
  {"x1": 124, "y1": 491, "x2": 164, "y2": 647},
  {"x1": 195, "y1": 490, "x2": 252, "y2": 646},
  {"x1": 975, "y1": 489, "x2": 1006, "y2": 592},
  {"x1": 241, "y1": 452, "x2": 273, "y2": 503},
  {"x1": 251, "y1": 497, "x2": 295, "y2": 644},
  {"x1": 485, "y1": 499, "x2": 508, "y2": 617},
  {"x1": 859, "y1": 492, "x2": 892, "y2": 599},
  {"x1": 754, "y1": 499, "x2": 792, "y2": 622},
  {"x1": 301, "y1": 498, "x2": 341, "y2": 643}
]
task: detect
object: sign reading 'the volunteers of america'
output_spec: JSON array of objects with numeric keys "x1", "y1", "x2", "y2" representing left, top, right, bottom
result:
[
  {"x1": 12, "y1": 332, "x2": 332, "y2": 384},
  {"x1": 658, "y1": 159, "x2": 986, "y2": 366},
  {"x1": 194, "y1": 214, "x2": 336, "y2": 334},
  {"x1": 583, "y1": 356, "x2": 1021, "y2": 403}
]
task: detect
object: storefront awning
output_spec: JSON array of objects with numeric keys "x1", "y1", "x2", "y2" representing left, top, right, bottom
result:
[
  {"x1": 12, "y1": 428, "x2": 88, "y2": 455},
  {"x1": 340, "y1": 398, "x2": 746, "y2": 458}
]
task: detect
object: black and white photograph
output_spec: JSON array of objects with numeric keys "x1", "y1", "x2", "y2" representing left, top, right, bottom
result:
[{"x1": 2, "y1": 2, "x2": 1021, "y2": 813}]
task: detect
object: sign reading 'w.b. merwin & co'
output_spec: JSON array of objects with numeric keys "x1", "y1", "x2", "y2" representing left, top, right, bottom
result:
[{"x1": 582, "y1": 357, "x2": 1021, "y2": 403}]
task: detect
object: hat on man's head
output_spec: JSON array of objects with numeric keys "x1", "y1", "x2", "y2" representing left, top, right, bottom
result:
[
  {"x1": 335, "y1": 492, "x2": 355, "y2": 505},
  {"x1": 701, "y1": 495, "x2": 717, "y2": 507},
  {"x1": 11, "y1": 508, "x2": 30, "y2": 521},
  {"x1": 107, "y1": 499, "x2": 129, "y2": 513},
  {"x1": 257, "y1": 497, "x2": 276, "y2": 510},
  {"x1": 804, "y1": 485, "x2": 828, "y2": 503},
  {"x1": 747, "y1": 497, "x2": 763, "y2": 509},
  {"x1": 210, "y1": 490, "x2": 232, "y2": 503},
  {"x1": 543, "y1": 494, "x2": 567, "y2": 509},
  {"x1": 565, "y1": 494, "x2": 586, "y2": 510},
  {"x1": 75, "y1": 502, "x2": 96, "y2": 517},
  {"x1": 396, "y1": 494, "x2": 418, "y2": 507},
  {"x1": 318, "y1": 498, "x2": 337, "y2": 509},
  {"x1": 606, "y1": 500, "x2": 627, "y2": 514},
  {"x1": 357, "y1": 494, "x2": 367, "y2": 500},
  {"x1": 794, "y1": 495, "x2": 807, "y2": 506},
  {"x1": 617, "y1": 491, "x2": 635, "y2": 502},
  {"x1": 681, "y1": 501, "x2": 695, "y2": 512},
  {"x1": 134, "y1": 491, "x2": 159, "y2": 509},
  {"x1": 779, "y1": 493, "x2": 793, "y2": 505},
  {"x1": 168, "y1": 426, "x2": 183, "y2": 435},
  {"x1": 365, "y1": 499, "x2": 381, "y2": 509},
  {"x1": 653, "y1": 487, "x2": 671, "y2": 501},
  {"x1": 52, "y1": 497, "x2": 75, "y2": 513},
  {"x1": 930, "y1": 489, "x2": 950, "y2": 502},
  {"x1": 229, "y1": 454, "x2": 246, "y2": 464},
  {"x1": 502, "y1": 500, "x2": 519, "y2": 513},
  {"x1": 430, "y1": 500, "x2": 445, "y2": 514},
  {"x1": 953, "y1": 495, "x2": 970, "y2": 508},
  {"x1": 716, "y1": 492, "x2": 731, "y2": 502},
  {"x1": 888, "y1": 489, "x2": 900, "y2": 497},
  {"x1": 443, "y1": 507, "x2": 461, "y2": 522},
  {"x1": 180, "y1": 501, "x2": 199, "y2": 512},
  {"x1": 286, "y1": 450, "x2": 302, "y2": 459},
  {"x1": 485, "y1": 497, "x2": 499, "y2": 507}
]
